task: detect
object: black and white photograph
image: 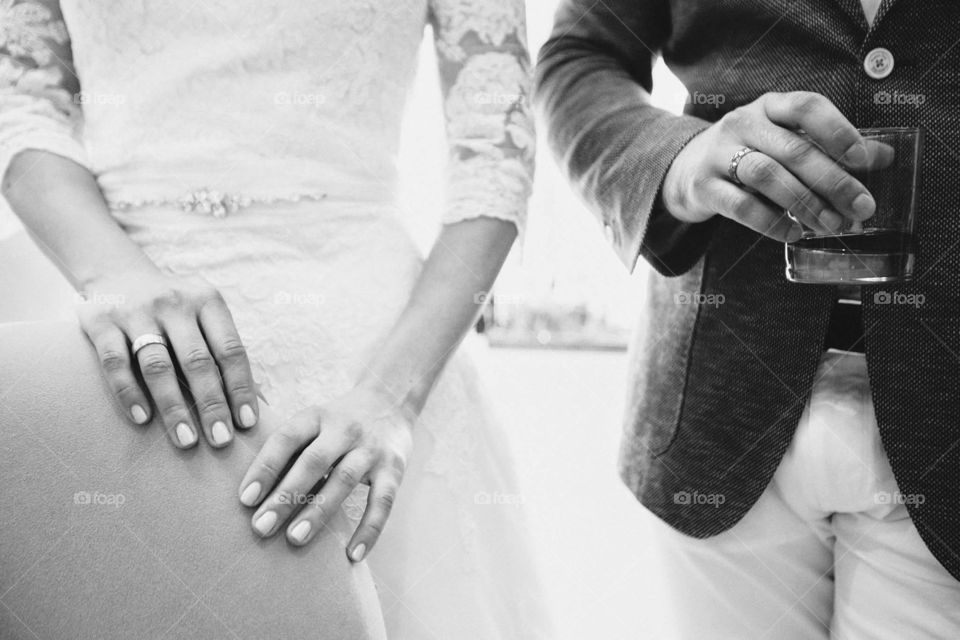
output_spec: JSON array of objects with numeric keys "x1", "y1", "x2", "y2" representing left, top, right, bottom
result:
[{"x1": 0, "y1": 0, "x2": 958, "y2": 638}]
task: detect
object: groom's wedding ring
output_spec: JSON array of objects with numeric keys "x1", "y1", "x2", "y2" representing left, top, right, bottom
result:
[
  {"x1": 728, "y1": 146, "x2": 757, "y2": 186},
  {"x1": 132, "y1": 333, "x2": 169, "y2": 355}
]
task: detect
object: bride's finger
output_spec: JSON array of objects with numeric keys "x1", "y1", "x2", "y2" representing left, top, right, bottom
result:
[
  {"x1": 86, "y1": 324, "x2": 152, "y2": 425},
  {"x1": 238, "y1": 409, "x2": 321, "y2": 508},
  {"x1": 163, "y1": 317, "x2": 235, "y2": 448},
  {"x1": 126, "y1": 322, "x2": 200, "y2": 449},
  {"x1": 198, "y1": 296, "x2": 258, "y2": 430},
  {"x1": 347, "y1": 471, "x2": 399, "y2": 562},
  {"x1": 286, "y1": 450, "x2": 373, "y2": 547},
  {"x1": 249, "y1": 432, "x2": 351, "y2": 538}
]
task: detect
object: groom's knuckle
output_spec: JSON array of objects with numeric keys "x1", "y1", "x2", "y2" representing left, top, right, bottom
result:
[
  {"x1": 782, "y1": 135, "x2": 815, "y2": 165},
  {"x1": 719, "y1": 108, "x2": 748, "y2": 133},
  {"x1": 788, "y1": 91, "x2": 821, "y2": 118},
  {"x1": 727, "y1": 192, "x2": 753, "y2": 221}
]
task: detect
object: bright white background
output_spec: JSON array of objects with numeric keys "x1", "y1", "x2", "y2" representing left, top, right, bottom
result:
[{"x1": 398, "y1": 3, "x2": 690, "y2": 637}]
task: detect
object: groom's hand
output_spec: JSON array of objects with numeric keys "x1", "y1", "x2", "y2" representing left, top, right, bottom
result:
[{"x1": 661, "y1": 91, "x2": 894, "y2": 242}]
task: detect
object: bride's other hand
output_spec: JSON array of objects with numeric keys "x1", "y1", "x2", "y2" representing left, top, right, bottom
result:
[
  {"x1": 76, "y1": 269, "x2": 259, "y2": 449},
  {"x1": 238, "y1": 386, "x2": 413, "y2": 561},
  {"x1": 237, "y1": 218, "x2": 523, "y2": 562}
]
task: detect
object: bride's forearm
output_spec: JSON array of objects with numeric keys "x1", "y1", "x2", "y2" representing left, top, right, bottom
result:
[
  {"x1": 355, "y1": 217, "x2": 517, "y2": 418},
  {"x1": 2, "y1": 150, "x2": 158, "y2": 290}
]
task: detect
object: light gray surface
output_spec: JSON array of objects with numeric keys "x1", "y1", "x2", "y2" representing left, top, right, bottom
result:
[
  {"x1": 487, "y1": 347, "x2": 678, "y2": 640},
  {"x1": 0, "y1": 321, "x2": 386, "y2": 640}
]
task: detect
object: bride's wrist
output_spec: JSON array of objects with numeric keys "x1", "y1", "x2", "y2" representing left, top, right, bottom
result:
[
  {"x1": 78, "y1": 257, "x2": 162, "y2": 293},
  {"x1": 353, "y1": 373, "x2": 424, "y2": 426}
]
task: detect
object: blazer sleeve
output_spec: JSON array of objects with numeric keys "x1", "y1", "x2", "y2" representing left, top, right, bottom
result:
[{"x1": 534, "y1": 0, "x2": 714, "y2": 275}]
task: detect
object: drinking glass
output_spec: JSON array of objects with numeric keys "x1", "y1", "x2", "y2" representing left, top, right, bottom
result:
[{"x1": 785, "y1": 127, "x2": 922, "y2": 284}]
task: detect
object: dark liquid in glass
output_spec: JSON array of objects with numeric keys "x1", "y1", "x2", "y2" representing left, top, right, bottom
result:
[{"x1": 786, "y1": 230, "x2": 914, "y2": 283}]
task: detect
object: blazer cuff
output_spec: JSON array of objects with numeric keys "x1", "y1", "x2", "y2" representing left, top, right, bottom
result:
[{"x1": 614, "y1": 114, "x2": 712, "y2": 274}]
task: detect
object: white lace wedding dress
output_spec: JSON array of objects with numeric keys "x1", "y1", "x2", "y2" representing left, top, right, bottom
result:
[{"x1": 0, "y1": 1, "x2": 549, "y2": 638}]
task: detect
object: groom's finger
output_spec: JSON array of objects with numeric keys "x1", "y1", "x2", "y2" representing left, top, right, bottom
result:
[
  {"x1": 761, "y1": 92, "x2": 868, "y2": 168},
  {"x1": 347, "y1": 472, "x2": 399, "y2": 562},
  {"x1": 706, "y1": 178, "x2": 802, "y2": 243}
]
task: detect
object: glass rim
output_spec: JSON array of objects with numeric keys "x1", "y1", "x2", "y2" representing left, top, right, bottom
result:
[{"x1": 857, "y1": 126, "x2": 922, "y2": 135}]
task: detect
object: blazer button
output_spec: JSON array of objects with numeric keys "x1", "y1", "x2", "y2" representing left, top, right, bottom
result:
[{"x1": 864, "y1": 47, "x2": 894, "y2": 79}]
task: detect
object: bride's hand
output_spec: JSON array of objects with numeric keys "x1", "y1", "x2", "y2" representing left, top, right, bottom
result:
[
  {"x1": 238, "y1": 386, "x2": 413, "y2": 561},
  {"x1": 76, "y1": 269, "x2": 258, "y2": 449}
]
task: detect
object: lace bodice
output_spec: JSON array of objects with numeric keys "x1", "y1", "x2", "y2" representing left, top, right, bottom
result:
[{"x1": 0, "y1": 0, "x2": 534, "y2": 230}]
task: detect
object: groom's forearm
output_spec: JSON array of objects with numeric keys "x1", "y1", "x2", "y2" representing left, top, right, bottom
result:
[
  {"x1": 354, "y1": 217, "x2": 516, "y2": 419},
  {"x1": 534, "y1": 0, "x2": 713, "y2": 275}
]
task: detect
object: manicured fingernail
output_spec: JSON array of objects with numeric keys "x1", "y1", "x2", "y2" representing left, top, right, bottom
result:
[
  {"x1": 131, "y1": 404, "x2": 148, "y2": 424},
  {"x1": 211, "y1": 421, "x2": 231, "y2": 445},
  {"x1": 239, "y1": 404, "x2": 257, "y2": 428},
  {"x1": 288, "y1": 520, "x2": 312, "y2": 544},
  {"x1": 852, "y1": 193, "x2": 876, "y2": 218},
  {"x1": 240, "y1": 481, "x2": 261, "y2": 506},
  {"x1": 350, "y1": 543, "x2": 366, "y2": 562},
  {"x1": 176, "y1": 422, "x2": 197, "y2": 447},
  {"x1": 253, "y1": 511, "x2": 277, "y2": 536},
  {"x1": 786, "y1": 226, "x2": 804, "y2": 243}
]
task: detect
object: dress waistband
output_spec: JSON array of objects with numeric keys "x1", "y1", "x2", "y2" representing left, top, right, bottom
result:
[{"x1": 109, "y1": 189, "x2": 331, "y2": 218}]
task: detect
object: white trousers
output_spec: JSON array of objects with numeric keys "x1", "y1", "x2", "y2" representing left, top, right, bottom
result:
[{"x1": 647, "y1": 350, "x2": 960, "y2": 639}]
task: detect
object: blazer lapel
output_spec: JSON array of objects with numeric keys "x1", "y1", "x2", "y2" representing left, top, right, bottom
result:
[
  {"x1": 836, "y1": 0, "x2": 901, "y2": 32},
  {"x1": 835, "y1": 0, "x2": 869, "y2": 31},
  {"x1": 871, "y1": 0, "x2": 900, "y2": 29}
]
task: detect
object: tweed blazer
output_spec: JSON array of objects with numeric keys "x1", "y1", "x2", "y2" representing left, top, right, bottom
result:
[{"x1": 536, "y1": 0, "x2": 960, "y2": 581}]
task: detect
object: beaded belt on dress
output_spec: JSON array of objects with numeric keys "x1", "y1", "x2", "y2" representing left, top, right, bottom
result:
[{"x1": 111, "y1": 189, "x2": 328, "y2": 218}]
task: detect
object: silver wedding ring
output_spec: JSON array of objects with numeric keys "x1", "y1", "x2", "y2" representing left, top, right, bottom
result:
[
  {"x1": 131, "y1": 333, "x2": 169, "y2": 356},
  {"x1": 728, "y1": 146, "x2": 757, "y2": 186}
]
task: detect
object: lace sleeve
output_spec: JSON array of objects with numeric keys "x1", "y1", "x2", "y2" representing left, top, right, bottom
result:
[
  {"x1": 0, "y1": 0, "x2": 87, "y2": 181},
  {"x1": 428, "y1": 0, "x2": 535, "y2": 235}
]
